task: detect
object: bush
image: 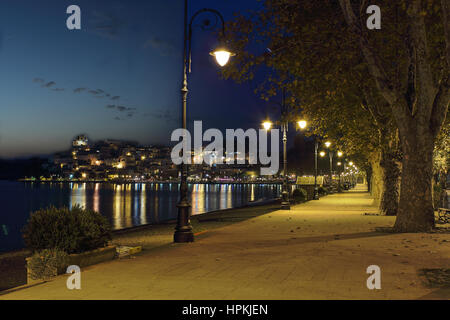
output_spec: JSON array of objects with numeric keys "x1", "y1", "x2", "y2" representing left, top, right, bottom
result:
[
  {"x1": 292, "y1": 188, "x2": 308, "y2": 203},
  {"x1": 23, "y1": 205, "x2": 112, "y2": 254},
  {"x1": 318, "y1": 186, "x2": 328, "y2": 196},
  {"x1": 28, "y1": 249, "x2": 68, "y2": 281}
]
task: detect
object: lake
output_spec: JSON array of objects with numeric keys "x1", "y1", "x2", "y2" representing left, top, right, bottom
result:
[{"x1": 0, "y1": 181, "x2": 281, "y2": 252}]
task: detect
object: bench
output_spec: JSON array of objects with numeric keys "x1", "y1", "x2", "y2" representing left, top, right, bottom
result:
[{"x1": 437, "y1": 208, "x2": 450, "y2": 224}]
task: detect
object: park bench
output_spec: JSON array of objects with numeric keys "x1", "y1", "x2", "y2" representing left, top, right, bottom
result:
[{"x1": 437, "y1": 208, "x2": 450, "y2": 224}]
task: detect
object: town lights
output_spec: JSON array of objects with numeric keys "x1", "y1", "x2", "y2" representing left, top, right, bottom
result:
[
  {"x1": 320, "y1": 151, "x2": 326, "y2": 157},
  {"x1": 337, "y1": 151, "x2": 343, "y2": 157},
  {"x1": 325, "y1": 141, "x2": 331, "y2": 148}
]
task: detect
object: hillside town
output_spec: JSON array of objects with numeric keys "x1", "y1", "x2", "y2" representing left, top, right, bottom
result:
[{"x1": 28, "y1": 135, "x2": 268, "y2": 183}]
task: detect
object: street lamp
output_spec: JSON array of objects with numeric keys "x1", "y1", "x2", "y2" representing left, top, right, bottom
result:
[
  {"x1": 263, "y1": 121, "x2": 272, "y2": 131},
  {"x1": 297, "y1": 120, "x2": 307, "y2": 130},
  {"x1": 175, "y1": 0, "x2": 234, "y2": 243},
  {"x1": 336, "y1": 151, "x2": 343, "y2": 192},
  {"x1": 262, "y1": 111, "x2": 306, "y2": 210},
  {"x1": 210, "y1": 48, "x2": 235, "y2": 67},
  {"x1": 324, "y1": 142, "x2": 334, "y2": 190}
]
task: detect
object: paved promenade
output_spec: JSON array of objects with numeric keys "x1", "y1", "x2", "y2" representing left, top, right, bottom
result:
[{"x1": 2, "y1": 185, "x2": 449, "y2": 299}]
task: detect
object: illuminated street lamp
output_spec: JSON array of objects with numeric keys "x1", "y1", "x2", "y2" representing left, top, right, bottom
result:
[
  {"x1": 297, "y1": 120, "x2": 307, "y2": 130},
  {"x1": 320, "y1": 151, "x2": 326, "y2": 157},
  {"x1": 175, "y1": 1, "x2": 234, "y2": 243},
  {"x1": 262, "y1": 88, "x2": 306, "y2": 210},
  {"x1": 210, "y1": 48, "x2": 235, "y2": 67},
  {"x1": 263, "y1": 121, "x2": 272, "y2": 131}
]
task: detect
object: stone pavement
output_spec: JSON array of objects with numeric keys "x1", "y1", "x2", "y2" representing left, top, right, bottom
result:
[{"x1": 2, "y1": 185, "x2": 449, "y2": 300}]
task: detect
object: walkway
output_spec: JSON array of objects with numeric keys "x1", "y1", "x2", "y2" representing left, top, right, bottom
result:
[{"x1": 2, "y1": 185, "x2": 449, "y2": 299}]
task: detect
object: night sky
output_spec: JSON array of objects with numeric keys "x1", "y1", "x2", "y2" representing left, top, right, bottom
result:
[{"x1": 0, "y1": 0, "x2": 272, "y2": 158}]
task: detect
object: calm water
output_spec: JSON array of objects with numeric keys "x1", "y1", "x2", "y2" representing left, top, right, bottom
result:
[{"x1": 0, "y1": 181, "x2": 281, "y2": 252}]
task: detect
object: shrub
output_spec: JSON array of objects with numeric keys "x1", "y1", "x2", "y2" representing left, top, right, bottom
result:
[
  {"x1": 28, "y1": 249, "x2": 68, "y2": 281},
  {"x1": 318, "y1": 186, "x2": 328, "y2": 196},
  {"x1": 292, "y1": 188, "x2": 308, "y2": 203},
  {"x1": 23, "y1": 205, "x2": 112, "y2": 254}
]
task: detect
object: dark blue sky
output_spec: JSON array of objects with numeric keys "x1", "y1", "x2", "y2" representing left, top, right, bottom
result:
[{"x1": 0, "y1": 0, "x2": 271, "y2": 158}]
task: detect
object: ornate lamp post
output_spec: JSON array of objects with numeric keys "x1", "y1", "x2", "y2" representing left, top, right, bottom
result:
[
  {"x1": 175, "y1": 0, "x2": 234, "y2": 243},
  {"x1": 263, "y1": 108, "x2": 306, "y2": 210},
  {"x1": 336, "y1": 151, "x2": 343, "y2": 192},
  {"x1": 313, "y1": 139, "x2": 319, "y2": 199},
  {"x1": 324, "y1": 141, "x2": 333, "y2": 190}
]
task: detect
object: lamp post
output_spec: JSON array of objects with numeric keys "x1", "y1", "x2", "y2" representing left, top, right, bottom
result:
[
  {"x1": 263, "y1": 115, "x2": 306, "y2": 210},
  {"x1": 313, "y1": 139, "x2": 319, "y2": 200},
  {"x1": 336, "y1": 151, "x2": 343, "y2": 192},
  {"x1": 324, "y1": 141, "x2": 333, "y2": 190},
  {"x1": 175, "y1": 0, "x2": 234, "y2": 243}
]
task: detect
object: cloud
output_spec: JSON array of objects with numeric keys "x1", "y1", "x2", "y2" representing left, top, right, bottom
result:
[
  {"x1": 89, "y1": 11, "x2": 125, "y2": 40},
  {"x1": 111, "y1": 96, "x2": 120, "y2": 100},
  {"x1": 42, "y1": 81, "x2": 56, "y2": 88},
  {"x1": 144, "y1": 109, "x2": 178, "y2": 123},
  {"x1": 33, "y1": 78, "x2": 63, "y2": 91},
  {"x1": 116, "y1": 106, "x2": 136, "y2": 112},
  {"x1": 143, "y1": 36, "x2": 176, "y2": 56},
  {"x1": 88, "y1": 89, "x2": 101, "y2": 95},
  {"x1": 113, "y1": 116, "x2": 122, "y2": 121},
  {"x1": 106, "y1": 104, "x2": 138, "y2": 119},
  {"x1": 74, "y1": 88, "x2": 86, "y2": 93}
]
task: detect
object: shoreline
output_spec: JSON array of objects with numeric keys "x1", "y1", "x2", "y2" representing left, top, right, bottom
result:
[
  {"x1": 15, "y1": 179, "x2": 287, "y2": 185},
  {"x1": 0, "y1": 200, "x2": 282, "y2": 292},
  {"x1": 0, "y1": 197, "x2": 281, "y2": 255}
]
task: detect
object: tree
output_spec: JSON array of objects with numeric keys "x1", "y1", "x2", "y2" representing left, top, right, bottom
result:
[
  {"x1": 222, "y1": 0, "x2": 402, "y2": 216},
  {"x1": 338, "y1": 0, "x2": 449, "y2": 231}
]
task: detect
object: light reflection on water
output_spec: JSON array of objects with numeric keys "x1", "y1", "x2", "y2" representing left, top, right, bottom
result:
[{"x1": 0, "y1": 181, "x2": 281, "y2": 252}]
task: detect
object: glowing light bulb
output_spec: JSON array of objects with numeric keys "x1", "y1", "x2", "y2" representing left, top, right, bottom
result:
[
  {"x1": 297, "y1": 120, "x2": 307, "y2": 129},
  {"x1": 210, "y1": 49, "x2": 235, "y2": 67},
  {"x1": 263, "y1": 121, "x2": 272, "y2": 130}
]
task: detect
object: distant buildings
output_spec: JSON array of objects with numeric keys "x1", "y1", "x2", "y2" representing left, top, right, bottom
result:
[
  {"x1": 50, "y1": 135, "x2": 177, "y2": 182},
  {"x1": 41, "y1": 134, "x2": 281, "y2": 183}
]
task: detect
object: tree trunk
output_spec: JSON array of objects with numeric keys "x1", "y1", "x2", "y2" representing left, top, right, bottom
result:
[
  {"x1": 394, "y1": 131, "x2": 435, "y2": 232},
  {"x1": 366, "y1": 167, "x2": 372, "y2": 193},
  {"x1": 380, "y1": 150, "x2": 400, "y2": 216}
]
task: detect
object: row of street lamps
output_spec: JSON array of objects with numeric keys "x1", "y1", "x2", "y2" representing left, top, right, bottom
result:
[
  {"x1": 262, "y1": 119, "x2": 347, "y2": 208},
  {"x1": 173, "y1": 1, "x2": 354, "y2": 242}
]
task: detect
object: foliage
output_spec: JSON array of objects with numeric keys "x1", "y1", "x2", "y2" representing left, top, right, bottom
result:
[
  {"x1": 433, "y1": 117, "x2": 450, "y2": 175},
  {"x1": 318, "y1": 186, "x2": 328, "y2": 196},
  {"x1": 27, "y1": 249, "x2": 68, "y2": 281},
  {"x1": 23, "y1": 205, "x2": 112, "y2": 254},
  {"x1": 222, "y1": 0, "x2": 449, "y2": 231},
  {"x1": 292, "y1": 188, "x2": 308, "y2": 203}
]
